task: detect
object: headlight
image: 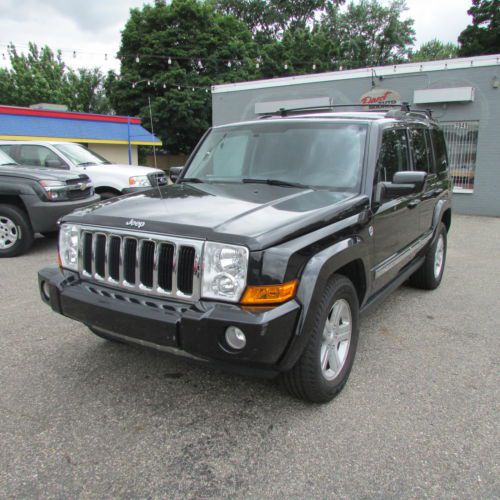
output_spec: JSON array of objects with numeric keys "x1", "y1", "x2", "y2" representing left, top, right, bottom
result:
[
  {"x1": 129, "y1": 175, "x2": 151, "y2": 187},
  {"x1": 39, "y1": 180, "x2": 68, "y2": 201},
  {"x1": 58, "y1": 224, "x2": 80, "y2": 271},
  {"x1": 202, "y1": 242, "x2": 249, "y2": 302}
]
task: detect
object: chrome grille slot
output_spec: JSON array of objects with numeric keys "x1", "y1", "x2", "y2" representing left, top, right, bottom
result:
[
  {"x1": 94, "y1": 234, "x2": 106, "y2": 278},
  {"x1": 78, "y1": 227, "x2": 203, "y2": 302},
  {"x1": 123, "y1": 238, "x2": 137, "y2": 285},
  {"x1": 158, "y1": 243, "x2": 174, "y2": 291},
  {"x1": 83, "y1": 232, "x2": 93, "y2": 275},
  {"x1": 140, "y1": 240, "x2": 156, "y2": 288},
  {"x1": 178, "y1": 246, "x2": 195, "y2": 294},
  {"x1": 108, "y1": 236, "x2": 121, "y2": 281}
]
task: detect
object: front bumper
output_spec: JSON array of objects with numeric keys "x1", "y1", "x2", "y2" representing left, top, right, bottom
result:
[
  {"x1": 23, "y1": 194, "x2": 101, "y2": 233},
  {"x1": 38, "y1": 267, "x2": 300, "y2": 376}
]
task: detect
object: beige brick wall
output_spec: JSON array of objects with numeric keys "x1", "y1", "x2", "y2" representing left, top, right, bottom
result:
[{"x1": 89, "y1": 144, "x2": 138, "y2": 165}]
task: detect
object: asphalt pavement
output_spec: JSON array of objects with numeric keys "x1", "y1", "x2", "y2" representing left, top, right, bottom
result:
[{"x1": 0, "y1": 214, "x2": 499, "y2": 499}]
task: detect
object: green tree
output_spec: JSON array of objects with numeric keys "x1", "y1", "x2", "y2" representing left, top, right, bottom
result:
[
  {"x1": 0, "y1": 43, "x2": 110, "y2": 113},
  {"x1": 458, "y1": 0, "x2": 500, "y2": 56},
  {"x1": 107, "y1": 0, "x2": 259, "y2": 154},
  {"x1": 321, "y1": 0, "x2": 415, "y2": 69},
  {"x1": 212, "y1": 0, "x2": 344, "y2": 36},
  {"x1": 411, "y1": 39, "x2": 459, "y2": 62}
]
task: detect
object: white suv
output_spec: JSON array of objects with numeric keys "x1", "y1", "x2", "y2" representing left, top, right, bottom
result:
[{"x1": 0, "y1": 141, "x2": 167, "y2": 199}]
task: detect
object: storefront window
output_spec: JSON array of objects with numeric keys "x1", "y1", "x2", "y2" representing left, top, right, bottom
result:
[{"x1": 440, "y1": 121, "x2": 479, "y2": 192}]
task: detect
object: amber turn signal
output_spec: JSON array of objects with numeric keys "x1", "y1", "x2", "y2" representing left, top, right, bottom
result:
[{"x1": 241, "y1": 280, "x2": 298, "y2": 305}]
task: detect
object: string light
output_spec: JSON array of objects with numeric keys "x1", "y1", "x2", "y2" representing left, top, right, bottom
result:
[
  {"x1": 197, "y1": 59, "x2": 203, "y2": 69},
  {"x1": 227, "y1": 61, "x2": 231, "y2": 68},
  {"x1": 163, "y1": 83, "x2": 166, "y2": 89},
  {"x1": 168, "y1": 57, "x2": 172, "y2": 65},
  {"x1": 284, "y1": 63, "x2": 288, "y2": 70},
  {"x1": 73, "y1": 51, "x2": 76, "y2": 58},
  {"x1": 136, "y1": 56, "x2": 140, "y2": 63},
  {"x1": 312, "y1": 63, "x2": 316, "y2": 70}
]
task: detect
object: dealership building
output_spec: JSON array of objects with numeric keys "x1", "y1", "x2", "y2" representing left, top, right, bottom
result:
[
  {"x1": 212, "y1": 54, "x2": 500, "y2": 217},
  {"x1": 0, "y1": 104, "x2": 161, "y2": 165}
]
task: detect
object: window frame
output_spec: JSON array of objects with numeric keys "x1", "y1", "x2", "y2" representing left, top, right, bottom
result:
[{"x1": 375, "y1": 125, "x2": 412, "y2": 185}]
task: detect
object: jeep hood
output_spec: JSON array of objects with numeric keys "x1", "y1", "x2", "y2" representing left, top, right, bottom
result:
[{"x1": 64, "y1": 182, "x2": 368, "y2": 250}]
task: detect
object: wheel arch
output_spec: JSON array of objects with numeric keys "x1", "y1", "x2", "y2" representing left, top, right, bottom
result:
[
  {"x1": 95, "y1": 186, "x2": 122, "y2": 196},
  {"x1": 0, "y1": 194, "x2": 29, "y2": 214},
  {"x1": 278, "y1": 237, "x2": 368, "y2": 371}
]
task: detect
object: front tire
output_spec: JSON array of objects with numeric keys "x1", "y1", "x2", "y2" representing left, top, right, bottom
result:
[
  {"x1": 409, "y1": 222, "x2": 447, "y2": 290},
  {"x1": 282, "y1": 275, "x2": 359, "y2": 403},
  {"x1": 0, "y1": 204, "x2": 34, "y2": 257}
]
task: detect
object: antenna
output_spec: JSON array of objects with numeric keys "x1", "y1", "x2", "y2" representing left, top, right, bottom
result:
[{"x1": 148, "y1": 97, "x2": 157, "y2": 169}]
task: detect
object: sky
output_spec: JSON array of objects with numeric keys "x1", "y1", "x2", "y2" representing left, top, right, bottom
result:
[{"x1": 0, "y1": 0, "x2": 473, "y2": 73}]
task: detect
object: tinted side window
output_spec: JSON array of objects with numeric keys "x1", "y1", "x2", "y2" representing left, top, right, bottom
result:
[
  {"x1": 18, "y1": 145, "x2": 62, "y2": 167},
  {"x1": 378, "y1": 129, "x2": 410, "y2": 182},
  {"x1": 0, "y1": 145, "x2": 14, "y2": 156},
  {"x1": 409, "y1": 128, "x2": 431, "y2": 173},
  {"x1": 431, "y1": 128, "x2": 448, "y2": 173}
]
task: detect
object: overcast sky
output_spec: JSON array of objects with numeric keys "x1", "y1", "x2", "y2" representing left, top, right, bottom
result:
[{"x1": 0, "y1": 0, "x2": 472, "y2": 73}]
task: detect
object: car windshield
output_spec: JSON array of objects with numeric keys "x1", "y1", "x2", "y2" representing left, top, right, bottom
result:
[
  {"x1": 54, "y1": 143, "x2": 111, "y2": 166},
  {"x1": 183, "y1": 121, "x2": 367, "y2": 191},
  {"x1": 0, "y1": 149, "x2": 18, "y2": 166}
]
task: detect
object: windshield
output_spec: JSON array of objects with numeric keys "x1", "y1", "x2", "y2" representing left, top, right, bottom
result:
[
  {"x1": 0, "y1": 149, "x2": 18, "y2": 166},
  {"x1": 54, "y1": 143, "x2": 111, "y2": 166},
  {"x1": 183, "y1": 121, "x2": 367, "y2": 191}
]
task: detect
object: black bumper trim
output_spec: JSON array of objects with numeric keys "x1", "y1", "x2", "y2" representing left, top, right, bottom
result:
[{"x1": 38, "y1": 267, "x2": 300, "y2": 375}]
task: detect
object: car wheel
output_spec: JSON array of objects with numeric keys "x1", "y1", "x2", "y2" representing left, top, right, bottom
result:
[
  {"x1": 409, "y1": 222, "x2": 447, "y2": 290},
  {"x1": 87, "y1": 326, "x2": 125, "y2": 344},
  {"x1": 0, "y1": 204, "x2": 34, "y2": 257},
  {"x1": 281, "y1": 274, "x2": 359, "y2": 403}
]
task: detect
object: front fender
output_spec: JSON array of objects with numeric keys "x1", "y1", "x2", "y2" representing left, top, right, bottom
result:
[{"x1": 277, "y1": 236, "x2": 368, "y2": 371}]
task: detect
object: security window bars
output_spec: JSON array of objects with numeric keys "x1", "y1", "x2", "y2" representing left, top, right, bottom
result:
[{"x1": 440, "y1": 121, "x2": 479, "y2": 192}]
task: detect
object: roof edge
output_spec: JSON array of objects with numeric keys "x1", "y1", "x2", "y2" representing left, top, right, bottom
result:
[
  {"x1": 0, "y1": 135, "x2": 162, "y2": 146},
  {"x1": 212, "y1": 53, "x2": 500, "y2": 94}
]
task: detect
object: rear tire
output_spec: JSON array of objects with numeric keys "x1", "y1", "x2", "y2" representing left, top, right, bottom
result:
[
  {"x1": 409, "y1": 222, "x2": 447, "y2": 290},
  {"x1": 0, "y1": 204, "x2": 34, "y2": 257},
  {"x1": 87, "y1": 326, "x2": 124, "y2": 344},
  {"x1": 281, "y1": 275, "x2": 359, "y2": 403}
]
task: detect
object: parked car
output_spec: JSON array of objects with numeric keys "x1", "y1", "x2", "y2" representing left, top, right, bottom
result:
[
  {"x1": 0, "y1": 148, "x2": 100, "y2": 257},
  {"x1": 38, "y1": 106, "x2": 451, "y2": 403},
  {"x1": 0, "y1": 141, "x2": 167, "y2": 199}
]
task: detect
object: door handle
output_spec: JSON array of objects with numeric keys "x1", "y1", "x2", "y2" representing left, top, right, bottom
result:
[{"x1": 408, "y1": 199, "x2": 420, "y2": 209}]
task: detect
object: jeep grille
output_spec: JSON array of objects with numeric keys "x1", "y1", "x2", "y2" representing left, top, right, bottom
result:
[{"x1": 78, "y1": 227, "x2": 203, "y2": 301}]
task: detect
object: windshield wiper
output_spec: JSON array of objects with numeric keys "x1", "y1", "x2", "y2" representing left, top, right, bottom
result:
[
  {"x1": 178, "y1": 177, "x2": 204, "y2": 183},
  {"x1": 242, "y1": 178, "x2": 309, "y2": 189},
  {"x1": 78, "y1": 162, "x2": 97, "y2": 166},
  {"x1": 0, "y1": 162, "x2": 18, "y2": 166}
]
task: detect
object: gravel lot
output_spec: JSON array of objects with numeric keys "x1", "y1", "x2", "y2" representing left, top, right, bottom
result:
[{"x1": 0, "y1": 214, "x2": 499, "y2": 499}]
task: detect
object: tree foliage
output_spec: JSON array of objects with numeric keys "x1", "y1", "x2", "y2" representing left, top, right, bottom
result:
[
  {"x1": 410, "y1": 39, "x2": 459, "y2": 62},
  {"x1": 0, "y1": 43, "x2": 110, "y2": 113},
  {"x1": 106, "y1": 0, "x2": 259, "y2": 154},
  {"x1": 458, "y1": 0, "x2": 500, "y2": 56}
]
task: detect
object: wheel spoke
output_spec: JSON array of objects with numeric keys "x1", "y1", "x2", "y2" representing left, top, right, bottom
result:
[
  {"x1": 321, "y1": 345, "x2": 330, "y2": 370},
  {"x1": 328, "y1": 347, "x2": 341, "y2": 374},
  {"x1": 336, "y1": 323, "x2": 351, "y2": 343}
]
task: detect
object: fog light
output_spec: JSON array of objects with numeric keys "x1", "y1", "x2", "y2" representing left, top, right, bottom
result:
[
  {"x1": 41, "y1": 280, "x2": 51, "y2": 301},
  {"x1": 225, "y1": 326, "x2": 246, "y2": 350}
]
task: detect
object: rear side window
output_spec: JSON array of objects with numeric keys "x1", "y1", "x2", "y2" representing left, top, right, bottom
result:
[
  {"x1": 409, "y1": 128, "x2": 432, "y2": 173},
  {"x1": 378, "y1": 128, "x2": 410, "y2": 182},
  {"x1": 431, "y1": 128, "x2": 448, "y2": 173},
  {"x1": 18, "y1": 145, "x2": 63, "y2": 168}
]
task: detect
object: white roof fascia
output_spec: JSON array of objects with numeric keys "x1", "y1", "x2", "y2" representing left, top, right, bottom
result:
[{"x1": 212, "y1": 54, "x2": 500, "y2": 94}]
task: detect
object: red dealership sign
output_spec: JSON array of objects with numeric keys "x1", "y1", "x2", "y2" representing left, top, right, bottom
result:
[{"x1": 360, "y1": 88, "x2": 401, "y2": 106}]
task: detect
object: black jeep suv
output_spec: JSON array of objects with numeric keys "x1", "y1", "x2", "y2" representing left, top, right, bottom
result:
[{"x1": 38, "y1": 107, "x2": 451, "y2": 403}]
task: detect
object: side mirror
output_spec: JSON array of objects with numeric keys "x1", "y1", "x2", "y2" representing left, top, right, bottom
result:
[
  {"x1": 45, "y1": 159, "x2": 65, "y2": 169},
  {"x1": 169, "y1": 166, "x2": 184, "y2": 183},
  {"x1": 379, "y1": 171, "x2": 427, "y2": 201}
]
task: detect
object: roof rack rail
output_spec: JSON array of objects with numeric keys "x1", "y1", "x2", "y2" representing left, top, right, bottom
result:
[{"x1": 257, "y1": 102, "x2": 409, "y2": 118}]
